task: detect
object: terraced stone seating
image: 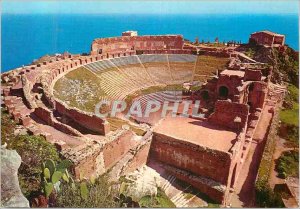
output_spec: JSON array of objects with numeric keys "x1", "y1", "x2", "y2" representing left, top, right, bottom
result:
[
  {"x1": 138, "y1": 55, "x2": 172, "y2": 85},
  {"x1": 169, "y1": 55, "x2": 196, "y2": 83},
  {"x1": 168, "y1": 54, "x2": 197, "y2": 63},
  {"x1": 78, "y1": 54, "x2": 198, "y2": 100},
  {"x1": 135, "y1": 91, "x2": 183, "y2": 113},
  {"x1": 120, "y1": 66, "x2": 154, "y2": 88},
  {"x1": 110, "y1": 56, "x2": 140, "y2": 67},
  {"x1": 111, "y1": 56, "x2": 154, "y2": 88},
  {"x1": 138, "y1": 54, "x2": 168, "y2": 63},
  {"x1": 99, "y1": 70, "x2": 136, "y2": 99},
  {"x1": 143, "y1": 63, "x2": 172, "y2": 85},
  {"x1": 84, "y1": 59, "x2": 116, "y2": 73}
]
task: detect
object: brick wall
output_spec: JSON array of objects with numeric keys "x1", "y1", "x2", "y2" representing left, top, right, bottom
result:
[
  {"x1": 244, "y1": 69, "x2": 262, "y2": 81},
  {"x1": 73, "y1": 149, "x2": 104, "y2": 179},
  {"x1": 165, "y1": 164, "x2": 226, "y2": 203},
  {"x1": 91, "y1": 35, "x2": 184, "y2": 55},
  {"x1": 250, "y1": 32, "x2": 285, "y2": 46},
  {"x1": 208, "y1": 100, "x2": 249, "y2": 130},
  {"x1": 34, "y1": 106, "x2": 82, "y2": 136},
  {"x1": 122, "y1": 136, "x2": 152, "y2": 174},
  {"x1": 102, "y1": 130, "x2": 135, "y2": 169},
  {"x1": 150, "y1": 132, "x2": 232, "y2": 184},
  {"x1": 55, "y1": 100, "x2": 109, "y2": 135}
]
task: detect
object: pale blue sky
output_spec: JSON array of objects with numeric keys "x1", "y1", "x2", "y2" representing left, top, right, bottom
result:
[{"x1": 2, "y1": 0, "x2": 299, "y2": 15}]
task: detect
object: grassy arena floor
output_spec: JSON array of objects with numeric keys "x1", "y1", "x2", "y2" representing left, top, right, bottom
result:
[{"x1": 194, "y1": 55, "x2": 229, "y2": 78}]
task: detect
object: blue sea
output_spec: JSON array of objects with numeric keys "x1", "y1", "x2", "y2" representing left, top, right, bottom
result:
[{"x1": 2, "y1": 14, "x2": 299, "y2": 72}]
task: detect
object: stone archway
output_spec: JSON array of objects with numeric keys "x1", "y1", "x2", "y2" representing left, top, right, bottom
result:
[
  {"x1": 219, "y1": 86, "x2": 229, "y2": 98},
  {"x1": 249, "y1": 83, "x2": 254, "y2": 92},
  {"x1": 201, "y1": 90, "x2": 210, "y2": 100}
]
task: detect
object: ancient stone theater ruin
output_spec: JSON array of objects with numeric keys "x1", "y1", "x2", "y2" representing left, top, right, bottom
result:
[{"x1": 1, "y1": 31, "x2": 285, "y2": 206}]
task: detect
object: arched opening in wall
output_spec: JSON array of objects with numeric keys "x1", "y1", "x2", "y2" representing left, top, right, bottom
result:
[
  {"x1": 106, "y1": 53, "x2": 109, "y2": 58},
  {"x1": 219, "y1": 86, "x2": 229, "y2": 99},
  {"x1": 201, "y1": 91, "x2": 210, "y2": 100},
  {"x1": 230, "y1": 164, "x2": 237, "y2": 188},
  {"x1": 98, "y1": 49, "x2": 102, "y2": 54},
  {"x1": 247, "y1": 102, "x2": 252, "y2": 108},
  {"x1": 249, "y1": 83, "x2": 254, "y2": 92}
]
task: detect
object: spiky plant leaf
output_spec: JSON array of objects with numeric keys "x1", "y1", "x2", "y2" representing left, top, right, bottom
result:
[
  {"x1": 45, "y1": 159, "x2": 56, "y2": 175},
  {"x1": 41, "y1": 162, "x2": 45, "y2": 171},
  {"x1": 43, "y1": 177, "x2": 48, "y2": 184},
  {"x1": 65, "y1": 169, "x2": 70, "y2": 179},
  {"x1": 79, "y1": 172, "x2": 83, "y2": 181},
  {"x1": 90, "y1": 176, "x2": 95, "y2": 185},
  {"x1": 69, "y1": 176, "x2": 74, "y2": 184},
  {"x1": 51, "y1": 171, "x2": 63, "y2": 184},
  {"x1": 62, "y1": 173, "x2": 69, "y2": 183},
  {"x1": 43, "y1": 168, "x2": 51, "y2": 179},
  {"x1": 56, "y1": 159, "x2": 72, "y2": 172},
  {"x1": 44, "y1": 183, "x2": 54, "y2": 197},
  {"x1": 71, "y1": 182, "x2": 76, "y2": 190},
  {"x1": 80, "y1": 182, "x2": 89, "y2": 200}
]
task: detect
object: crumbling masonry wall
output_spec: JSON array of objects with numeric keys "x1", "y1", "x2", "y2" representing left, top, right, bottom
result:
[
  {"x1": 91, "y1": 35, "x2": 184, "y2": 55},
  {"x1": 150, "y1": 133, "x2": 232, "y2": 184},
  {"x1": 150, "y1": 132, "x2": 233, "y2": 203},
  {"x1": 102, "y1": 131, "x2": 136, "y2": 170},
  {"x1": 208, "y1": 100, "x2": 249, "y2": 130},
  {"x1": 55, "y1": 100, "x2": 110, "y2": 135}
]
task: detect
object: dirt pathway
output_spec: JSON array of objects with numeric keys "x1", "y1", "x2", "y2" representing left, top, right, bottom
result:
[{"x1": 230, "y1": 105, "x2": 273, "y2": 207}]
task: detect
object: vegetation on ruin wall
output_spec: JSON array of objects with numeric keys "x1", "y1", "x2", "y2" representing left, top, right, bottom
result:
[
  {"x1": 56, "y1": 175, "x2": 175, "y2": 208},
  {"x1": 194, "y1": 55, "x2": 229, "y2": 75},
  {"x1": 279, "y1": 84, "x2": 299, "y2": 147},
  {"x1": 247, "y1": 42, "x2": 299, "y2": 87},
  {"x1": 272, "y1": 47, "x2": 299, "y2": 87},
  {"x1": 1, "y1": 109, "x2": 61, "y2": 198},
  {"x1": 254, "y1": 108, "x2": 284, "y2": 207},
  {"x1": 54, "y1": 67, "x2": 107, "y2": 112},
  {"x1": 138, "y1": 188, "x2": 176, "y2": 208},
  {"x1": 107, "y1": 117, "x2": 146, "y2": 136},
  {"x1": 276, "y1": 150, "x2": 299, "y2": 179},
  {"x1": 175, "y1": 177, "x2": 220, "y2": 208},
  {"x1": 55, "y1": 175, "x2": 120, "y2": 208}
]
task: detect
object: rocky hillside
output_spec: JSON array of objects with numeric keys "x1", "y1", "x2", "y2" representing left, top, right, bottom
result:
[{"x1": 237, "y1": 44, "x2": 299, "y2": 86}]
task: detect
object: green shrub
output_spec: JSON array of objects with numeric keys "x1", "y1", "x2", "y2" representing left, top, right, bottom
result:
[
  {"x1": 255, "y1": 180, "x2": 284, "y2": 208},
  {"x1": 279, "y1": 84, "x2": 299, "y2": 146},
  {"x1": 55, "y1": 175, "x2": 119, "y2": 208},
  {"x1": 276, "y1": 150, "x2": 299, "y2": 178},
  {"x1": 138, "y1": 188, "x2": 175, "y2": 208},
  {"x1": 1, "y1": 109, "x2": 61, "y2": 198},
  {"x1": 14, "y1": 135, "x2": 61, "y2": 198}
]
